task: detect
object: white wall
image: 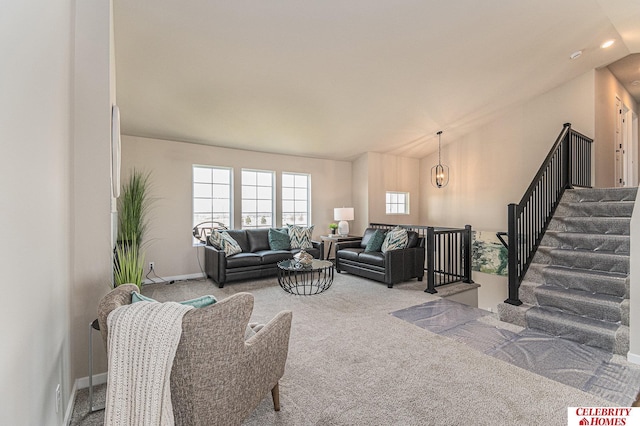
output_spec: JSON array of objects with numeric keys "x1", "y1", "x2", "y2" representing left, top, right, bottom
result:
[
  {"x1": 595, "y1": 67, "x2": 639, "y2": 188},
  {"x1": 0, "y1": 1, "x2": 73, "y2": 424},
  {"x1": 630, "y1": 194, "x2": 640, "y2": 363},
  {"x1": 419, "y1": 71, "x2": 596, "y2": 311},
  {"x1": 352, "y1": 154, "x2": 370, "y2": 235},
  {"x1": 121, "y1": 136, "x2": 352, "y2": 278},
  {"x1": 71, "y1": 0, "x2": 115, "y2": 387},
  {"x1": 351, "y1": 152, "x2": 421, "y2": 234}
]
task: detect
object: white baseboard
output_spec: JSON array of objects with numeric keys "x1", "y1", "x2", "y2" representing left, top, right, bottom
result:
[
  {"x1": 64, "y1": 374, "x2": 108, "y2": 424},
  {"x1": 142, "y1": 272, "x2": 206, "y2": 285},
  {"x1": 76, "y1": 372, "x2": 108, "y2": 389},
  {"x1": 63, "y1": 380, "x2": 78, "y2": 426},
  {"x1": 627, "y1": 352, "x2": 640, "y2": 365}
]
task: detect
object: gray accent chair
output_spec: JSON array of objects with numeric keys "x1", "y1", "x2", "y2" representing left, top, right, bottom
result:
[{"x1": 97, "y1": 284, "x2": 293, "y2": 425}]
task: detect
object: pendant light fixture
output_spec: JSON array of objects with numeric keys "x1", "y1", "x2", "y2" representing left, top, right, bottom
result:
[{"x1": 431, "y1": 131, "x2": 449, "y2": 188}]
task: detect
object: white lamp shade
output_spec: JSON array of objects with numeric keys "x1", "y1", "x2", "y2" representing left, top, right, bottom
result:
[
  {"x1": 334, "y1": 208, "x2": 354, "y2": 236},
  {"x1": 333, "y1": 208, "x2": 354, "y2": 221}
]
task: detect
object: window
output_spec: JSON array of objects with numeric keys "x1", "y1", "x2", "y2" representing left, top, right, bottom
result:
[
  {"x1": 193, "y1": 165, "x2": 232, "y2": 233},
  {"x1": 282, "y1": 173, "x2": 310, "y2": 226},
  {"x1": 242, "y1": 169, "x2": 274, "y2": 229},
  {"x1": 386, "y1": 191, "x2": 409, "y2": 214}
]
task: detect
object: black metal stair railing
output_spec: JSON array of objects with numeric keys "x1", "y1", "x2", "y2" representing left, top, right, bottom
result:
[
  {"x1": 502, "y1": 123, "x2": 593, "y2": 306},
  {"x1": 370, "y1": 223, "x2": 473, "y2": 294}
]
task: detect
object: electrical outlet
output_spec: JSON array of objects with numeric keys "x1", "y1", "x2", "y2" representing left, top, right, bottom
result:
[
  {"x1": 55, "y1": 384, "x2": 61, "y2": 413},
  {"x1": 149, "y1": 262, "x2": 155, "y2": 271}
]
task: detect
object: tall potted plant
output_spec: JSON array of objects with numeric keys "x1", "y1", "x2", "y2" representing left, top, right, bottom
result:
[{"x1": 114, "y1": 169, "x2": 152, "y2": 289}]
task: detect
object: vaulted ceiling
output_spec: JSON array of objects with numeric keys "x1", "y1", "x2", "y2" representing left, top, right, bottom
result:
[{"x1": 113, "y1": 0, "x2": 640, "y2": 161}]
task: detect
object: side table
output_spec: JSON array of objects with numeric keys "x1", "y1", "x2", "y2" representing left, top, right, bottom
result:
[{"x1": 320, "y1": 235, "x2": 361, "y2": 261}]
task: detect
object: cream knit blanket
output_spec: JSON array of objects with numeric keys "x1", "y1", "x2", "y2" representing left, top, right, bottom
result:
[{"x1": 104, "y1": 301, "x2": 193, "y2": 426}]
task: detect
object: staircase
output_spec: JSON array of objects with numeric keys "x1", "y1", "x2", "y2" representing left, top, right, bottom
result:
[{"x1": 498, "y1": 187, "x2": 637, "y2": 355}]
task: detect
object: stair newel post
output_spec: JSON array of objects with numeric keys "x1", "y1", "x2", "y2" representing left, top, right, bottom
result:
[
  {"x1": 505, "y1": 203, "x2": 522, "y2": 305},
  {"x1": 563, "y1": 122, "x2": 573, "y2": 189},
  {"x1": 424, "y1": 226, "x2": 437, "y2": 294},
  {"x1": 463, "y1": 224, "x2": 474, "y2": 283}
]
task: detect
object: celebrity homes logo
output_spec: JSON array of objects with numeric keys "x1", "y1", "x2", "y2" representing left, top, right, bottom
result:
[{"x1": 568, "y1": 407, "x2": 638, "y2": 425}]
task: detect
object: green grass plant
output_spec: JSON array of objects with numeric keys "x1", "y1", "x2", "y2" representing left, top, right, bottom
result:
[
  {"x1": 117, "y1": 169, "x2": 152, "y2": 248},
  {"x1": 114, "y1": 238, "x2": 145, "y2": 290}
]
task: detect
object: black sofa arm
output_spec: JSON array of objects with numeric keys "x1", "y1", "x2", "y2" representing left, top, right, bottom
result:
[
  {"x1": 204, "y1": 245, "x2": 227, "y2": 286},
  {"x1": 311, "y1": 240, "x2": 325, "y2": 260},
  {"x1": 384, "y1": 246, "x2": 425, "y2": 285}
]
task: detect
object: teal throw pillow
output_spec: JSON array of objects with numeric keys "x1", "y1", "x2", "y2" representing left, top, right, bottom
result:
[
  {"x1": 381, "y1": 226, "x2": 409, "y2": 253},
  {"x1": 132, "y1": 291, "x2": 217, "y2": 308},
  {"x1": 286, "y1": 224, "x2": 314, "y2": 249},
  {"x1": 268, "y1": 228, "x2": 291, "y2": 250},
  {"x1": 365, "y1": 229, "x2": 386, "y2": 252}
]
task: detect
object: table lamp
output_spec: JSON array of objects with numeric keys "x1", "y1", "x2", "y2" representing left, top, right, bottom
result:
[{"x1": 334, "y1": 207, "x2": 354, "y2": 236}]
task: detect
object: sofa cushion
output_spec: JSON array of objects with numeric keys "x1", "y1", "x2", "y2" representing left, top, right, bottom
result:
[
  {"x1": 256, "y1": 250, "x2": 292, "y2": 264},
  {"x1": 225, "y1": 230, "x2": 251, "y2": 252},
  {"x1": 338, "y1": 247, "x2": 363, "y2": 262},
  {"x1": 358, "y1": 251, "x2": 385, "y2": 267},
  {"x1": 209, "y1": 231, "x2": 243, "y2": 256},
  {"x1": 225, "y1": 252, "x2": 262, "y2": 268},
  {"x1": 381, "y1": 226, "x2": 408, "y2": 253},
  {"x1": 406, "y1": 231, "x2": 420, "y2": 248},
  {"x1": 365, "y1": 229, "x2": 386, "y2": 252},
  {"x1": 268, "y1": 228, "x2": 291, "y2": 250},
  {"x1": 287, "y1": 224, "x2": 314, "y2": 249},
  {"x1": 248, "y1": 228, "x2": 271, "y2": 252}
]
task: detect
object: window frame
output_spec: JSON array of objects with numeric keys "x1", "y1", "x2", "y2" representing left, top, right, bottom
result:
[
  {"x1": 192, "y1": 165, "x2": 233, "y2": 244},
  {"x1": 385, "y1": 191, "x2": 410, "y2": 215},
  {"x1": 241, "y1": 168, "x2": 275, "y2": 229},
  {"x1": 281, "y1": 172, "x2": 311, "y2": 227}
]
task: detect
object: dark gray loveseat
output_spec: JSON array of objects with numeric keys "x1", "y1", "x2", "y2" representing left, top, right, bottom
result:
[
  {"x1": 205, "y1": 228, "x2": 323, "y2": 287},
  {"x1": 335, "y1": 227, "x2": 425, "y2": 288}
]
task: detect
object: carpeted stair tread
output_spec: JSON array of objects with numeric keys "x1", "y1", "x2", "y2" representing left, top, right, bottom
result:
[
  {"x1": 525, "y1": 306, "x2": 623, "y2": 353},
  {"x1": 547, "y1": 216, "x2": 630, "y2": 235},
  {"x1": 525, "y1": 264, "x2": 629, "y2": 298},
  {"x1": 533, "y1": 246, "x2": 629, "y2": 274},
  {"x1": 520, "y1": 282, "x2": 626, "y2": 324},
  {"x1": 540, "y1": 231, "x2": 629, "y2": 254},
  {"x1": 498, "y1": 187, "x2": 635, "y2": 356},
  {"x1": 554, "y1": 201, "x2": 635, "y2": 218},
  {"x1": 562, "y1": 187, "x2": 637, "y2": 203}
]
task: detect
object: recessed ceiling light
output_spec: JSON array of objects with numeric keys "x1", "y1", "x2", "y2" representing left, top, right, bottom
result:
[
  {"x1": 570, "y1": 50, "x2": 582, "y2": 60},
  {"x1": 601, "y1": 40, "x2": 615, "y2": 49},
  {"x1": 632, "y1": 80, "x2": 640, "y2": 86}
]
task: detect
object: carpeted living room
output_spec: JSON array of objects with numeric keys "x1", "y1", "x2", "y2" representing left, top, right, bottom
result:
[
  {"x1": 70, "y1": 274, "x2": 638, "y2": 426},
  {"x1": 5, "y1": 1, "x2": 640, "y2": 426}
]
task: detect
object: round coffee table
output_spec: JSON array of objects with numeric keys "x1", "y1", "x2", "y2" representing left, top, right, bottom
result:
[{"x1": 277, "y1": 259, "x2": 334, "y2": 295}]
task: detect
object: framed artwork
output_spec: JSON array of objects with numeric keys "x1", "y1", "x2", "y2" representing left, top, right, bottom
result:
[{"x1": 472, "y1": 230, "x2": 507, "y2": 276}]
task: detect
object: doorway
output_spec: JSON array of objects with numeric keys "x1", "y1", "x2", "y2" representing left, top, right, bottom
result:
[{"x1": 614, "y1": 98, "x2": 637, "y2": 188}]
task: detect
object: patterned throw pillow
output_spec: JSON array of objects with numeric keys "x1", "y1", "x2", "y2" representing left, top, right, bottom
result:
[
  {"x1": 381, "y1": 226, "x2": 408, "y2": 253},
  {"x1": 365, "y1": 229, "x2": 386, "y2": 252},
  {"x1": 209, "y1": 231, "x2": 242, "y2": 256},
  {"x1": 286, "y1": 224, "x2": 314, "y2": 249}
]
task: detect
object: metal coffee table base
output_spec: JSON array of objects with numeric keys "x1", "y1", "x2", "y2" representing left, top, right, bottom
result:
[{"x1": 277, "y1": 261, "x2": 334, "y2": 295}]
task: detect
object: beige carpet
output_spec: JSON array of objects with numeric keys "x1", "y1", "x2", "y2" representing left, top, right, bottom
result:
[{"x1": 74, "y1": 274, "x2": 615, "y2": 425}]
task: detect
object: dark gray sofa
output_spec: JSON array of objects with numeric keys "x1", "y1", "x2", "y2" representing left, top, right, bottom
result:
[
  {"x1": 205, "y1": 228, "x2": 323, "y2": 287},
  {"x1": 335, "y1": 227, "x2": 425, "y2": 288}
]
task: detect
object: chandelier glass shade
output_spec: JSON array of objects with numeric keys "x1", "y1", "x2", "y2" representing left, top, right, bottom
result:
[{"x1": 431, "y1": 131, "x2": 449, "y2": 188}]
